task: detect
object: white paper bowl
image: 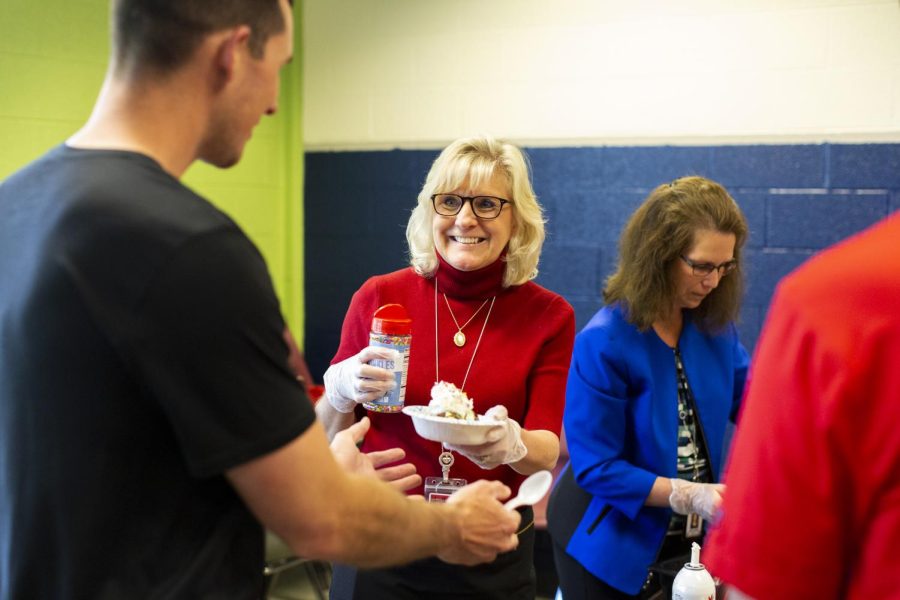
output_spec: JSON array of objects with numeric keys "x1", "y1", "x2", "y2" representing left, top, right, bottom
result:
[{"x1": 402, "y1": 405, "x2": 500, "y2": 445}]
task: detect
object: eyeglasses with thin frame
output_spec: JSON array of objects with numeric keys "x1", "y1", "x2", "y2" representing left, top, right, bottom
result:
[
  {"x1": 680, "y1": 255, "x2": 738, "y2": 278},
  {"x1": 430, "y1": 194, "x2": 511, "y2": 220}
]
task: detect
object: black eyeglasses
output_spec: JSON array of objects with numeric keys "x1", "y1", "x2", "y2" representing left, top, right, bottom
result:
[
  {"x1": 680, "y1": 255, "x2": 738, "y2": 277},
  {"x1": 430, "y1": 194, "x2": 511, "y2": 220}
]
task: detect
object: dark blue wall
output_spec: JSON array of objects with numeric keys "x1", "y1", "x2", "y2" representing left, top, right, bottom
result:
[{"x1": 304, "y1": 143, "x2": 900, "y2": 381}]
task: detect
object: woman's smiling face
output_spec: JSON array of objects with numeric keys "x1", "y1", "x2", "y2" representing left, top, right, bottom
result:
[{"x1": 432, "y1": 172, "x2": 513, "y2": 272}]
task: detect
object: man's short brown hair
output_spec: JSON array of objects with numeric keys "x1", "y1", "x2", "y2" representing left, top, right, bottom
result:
[{"x1": 112, "y1": 0, "x2": 292, "y2": 75}]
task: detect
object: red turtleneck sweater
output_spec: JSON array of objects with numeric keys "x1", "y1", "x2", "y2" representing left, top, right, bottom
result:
[{"x1": 332, "y1": 255, "x2": 575, "y2": 494}]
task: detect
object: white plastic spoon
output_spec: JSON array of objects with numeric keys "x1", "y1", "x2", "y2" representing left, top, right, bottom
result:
[{"x1": 504, "y1": 470, "x2": 553, "y2": 510}]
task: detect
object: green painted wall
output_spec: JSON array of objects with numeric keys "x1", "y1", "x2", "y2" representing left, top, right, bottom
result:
[{"x1": 0, "y1": 0, "x2": 305, "y2": 338}]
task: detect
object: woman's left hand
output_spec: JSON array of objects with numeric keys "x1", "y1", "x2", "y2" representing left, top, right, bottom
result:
[{"x1": 445, "y1": 406, "x2": 528, "y2": 470}]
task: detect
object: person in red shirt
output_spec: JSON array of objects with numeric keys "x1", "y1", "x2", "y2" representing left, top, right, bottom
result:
[
  {"x1": 316, "y1": 136, "x2": 576, "y2": 599},
  {"x1": 705, "y1": 213, "x2": 900, "y2": 599}
]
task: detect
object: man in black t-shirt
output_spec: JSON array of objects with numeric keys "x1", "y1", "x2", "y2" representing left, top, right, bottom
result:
[{"x1": 0, "y1": 1, "x2": 520, "y2": 598}]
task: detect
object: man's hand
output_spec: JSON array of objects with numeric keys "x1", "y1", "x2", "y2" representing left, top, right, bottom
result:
[
  {"x1": 330, "y1": 417, "x2": 421, "y2": 491},
  {"x1": 436, "y1": 480, "x2": 521, "y2": 565}
]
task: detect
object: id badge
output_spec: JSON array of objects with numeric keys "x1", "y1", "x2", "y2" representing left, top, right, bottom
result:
[
  {"x1": 424, "y1": 476, "x2": 466, "y2": 503},
  {"x1": 685, "y1": 512, "x2": 703, "y2": 538}
]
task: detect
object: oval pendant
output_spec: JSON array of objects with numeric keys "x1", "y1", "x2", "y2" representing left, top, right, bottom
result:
[{"x1": 453, "y1": 331, "x2": 466, "y2": 347}]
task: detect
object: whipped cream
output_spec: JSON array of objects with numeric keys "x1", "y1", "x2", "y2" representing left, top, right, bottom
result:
[{"x1": 428, "y1": 381, "x2": 477, "y2": 421}]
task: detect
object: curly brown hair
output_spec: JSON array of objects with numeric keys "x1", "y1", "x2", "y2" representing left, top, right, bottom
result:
[{"x1": 603, "y1": 176, "x2": 748, "y2": 333}]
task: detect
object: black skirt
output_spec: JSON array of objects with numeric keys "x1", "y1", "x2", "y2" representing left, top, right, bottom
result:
[{"x1": 329, "y1": 506, "x2": 536, "y2": 600}]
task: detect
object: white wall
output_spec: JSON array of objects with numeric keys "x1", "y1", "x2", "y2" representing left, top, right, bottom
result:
[{"x1": 303, "y1": 0, "x2": 900, "y2": 149}]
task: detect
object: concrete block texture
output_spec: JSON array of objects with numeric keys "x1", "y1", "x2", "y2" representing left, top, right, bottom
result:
[
  {"x1": 767, "y1": 192, "x2": 887, "y2": 249},
  {"x1": 304, "y1": 143, "x2": 900, "y2": 378}
]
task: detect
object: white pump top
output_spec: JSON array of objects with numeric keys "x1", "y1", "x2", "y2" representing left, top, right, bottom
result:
[
  {"x1": 689, "y1": 542, "x2": 702, "y2": 567},
  {"x1": 672, "y1": 541, "x2": 717, "y2": 599}
]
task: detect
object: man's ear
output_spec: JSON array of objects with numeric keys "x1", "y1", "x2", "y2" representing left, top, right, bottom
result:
[{"x1": 213, "y1": 25, "x2": 252, "y2": 85}]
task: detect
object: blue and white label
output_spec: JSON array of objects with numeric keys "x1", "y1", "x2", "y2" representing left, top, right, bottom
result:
[{"x1": 365, "y1": 341, "x2": 410, "y2": 411}]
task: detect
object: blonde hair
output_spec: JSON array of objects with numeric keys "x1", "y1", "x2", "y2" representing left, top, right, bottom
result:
[
  {"x1": 604, "y1": 176, "x2": 748, "y2": 333},
  {"x1": 406, "y1": 136, "x2": 545, "y2": 287}
]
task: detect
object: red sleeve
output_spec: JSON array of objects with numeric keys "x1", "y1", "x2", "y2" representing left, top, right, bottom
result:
[
  {"x1": 705, "y1": 281, "x2": 850, "y2": 599},
  {"x1": 521, "y1": 295, "x2": 575, "y2": 435}
]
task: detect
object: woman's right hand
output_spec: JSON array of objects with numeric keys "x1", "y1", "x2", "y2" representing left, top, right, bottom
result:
[
  {"x1": 668, "y1": 478, "x2": 726, "y2": 522},
  {"x1": 322, "y1": 347, "x2": 398, "y2": 413}
]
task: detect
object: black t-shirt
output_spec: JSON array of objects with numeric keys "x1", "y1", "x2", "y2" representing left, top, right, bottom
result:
[{"x1": 0, "y1": 146, "x2": 315, "y2": 599}]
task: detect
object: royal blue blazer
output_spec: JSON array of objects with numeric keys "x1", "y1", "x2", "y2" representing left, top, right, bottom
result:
[{"x1": 550, "y1": 304, "x2": 748, "y2": 594}]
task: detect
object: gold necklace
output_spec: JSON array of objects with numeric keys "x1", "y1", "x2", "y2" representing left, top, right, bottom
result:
[
  {"x1": 434, "y1": 284, "x2": 496, "y2": 390},
  {"x1": 443, "y1": 293, "x2": 490, "y2": 347}
]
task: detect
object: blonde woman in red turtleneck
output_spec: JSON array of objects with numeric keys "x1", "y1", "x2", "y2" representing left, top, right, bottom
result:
[{"x1": 316, "y1": 136, "x2": 575, "y2": 600}]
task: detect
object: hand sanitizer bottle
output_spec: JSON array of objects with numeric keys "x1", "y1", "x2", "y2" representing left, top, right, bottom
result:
[{"x1": 672, "y1": 542, "x2": 716, "y2": 600}]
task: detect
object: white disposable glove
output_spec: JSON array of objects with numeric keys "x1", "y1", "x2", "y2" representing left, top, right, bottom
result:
[
  {"x1": 322, "y1": 347, "x2": 398, "y2": 413},
  {"x1": 668, "y1": 478, "x2": 725, "y2": 522},
  {"x1": 444, "y1": 405, "x2": 528, "y2": 470}
]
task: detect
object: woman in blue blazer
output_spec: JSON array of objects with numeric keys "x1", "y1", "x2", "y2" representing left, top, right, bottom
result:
[{"x1": 548, "y1": 177, "x2": 750, "y2": 599}]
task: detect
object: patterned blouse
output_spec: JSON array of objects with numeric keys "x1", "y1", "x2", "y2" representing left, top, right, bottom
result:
[{"x1": 667, "y1": 346, "x2": 712, "y2": 536}]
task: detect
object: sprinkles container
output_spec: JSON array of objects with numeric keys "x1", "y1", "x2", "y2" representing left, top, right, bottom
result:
[{"x1": 363, "y1": 304, "x2": 412, "y2": 413}]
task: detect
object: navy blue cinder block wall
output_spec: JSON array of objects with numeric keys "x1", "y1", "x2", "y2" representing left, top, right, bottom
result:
[{"x1": 304, "y1": 143, "x2": 900, "y2": 381}]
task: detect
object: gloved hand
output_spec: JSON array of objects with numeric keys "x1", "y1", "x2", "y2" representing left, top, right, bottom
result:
[
  {"x1": 322, "y1": 347, "x2": 399, "y2": 413},
  {"x1": 668, "y1": 478, "x2": 725, "y2": 522},
  {"x1": 445, "y1": 406, "x2": 528, "y2": 470}
]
